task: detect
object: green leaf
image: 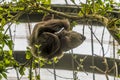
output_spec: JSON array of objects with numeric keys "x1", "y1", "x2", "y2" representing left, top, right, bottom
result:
[
  {"x1": 26, "y1": 52, "x2": 31, "y2": 59},
  {"x1": 40, "y1": 61, "x2": 44, "y2": 67},
  {"x1": 34, "y1": 59, "x2": 38, "y2": 63},
  {"x1": 35, "y1": 44, "x2": 41, "y2": 48},
  {"x1": 48, "y1": 0, "x2": 51, "y2": 4},
  {"x1": 0, "y1": 63, "x2": 4, "y2": 70},
  {"x1": 7, "y1": 40, "x2": 13, "y2": 50},
  {"x1": 1, "y1": 18, "x2": 6, "y2": 27},
  {"x1": 117, "y1": 49, "x2": 120, "y2": 54},
  {"x1": 80, "y1": 59, "x2": 83, "y2": 62},
  {"x1": 0, "y1": 7, "x2": 3, "y2": 11},
  {"x1": 115, "y1": 33, "x2": 120, "y2": 38},
  {"x1": 5, "y1": 59, "x2": 10, "y2": 65},
  {"x1": 1, "y1": 72, "x2": 7, "y2": 79},
  {"x1": 25, "y1": 48, "x2": 32, "y2": 59},
  {"x1": 0, "y1": 75, "x2": 2, "y2": 80},
  {"x1": 47, "y1": 61, "x2": 52, "y2": 64},
  {"x1": 53, "y1": 57, "x2": 58, "y2": 63},
  {"x1": 9, "y1": 50, "x2": 13, "y2": 56},
  {"x1": 71, "y1": 21, "x2": 78, "y2": 29},
  {"x1": 36, "y1": 74, "x2": 40, "y2": 80},
  {"x1": 19, "y1": 67, "x2": 26, "y2": 75}
]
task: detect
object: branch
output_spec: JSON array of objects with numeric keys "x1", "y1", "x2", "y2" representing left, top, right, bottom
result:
[
  {"x1": 38, "y1": 6, "x2": 109, "y2": 26},
  {"x1": 4, "y1": 11, "x2": 25, "y2": 34}
]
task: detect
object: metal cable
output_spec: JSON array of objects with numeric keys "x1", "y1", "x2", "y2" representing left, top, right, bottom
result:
[
  {"x1": 47, "y1": 69, "x2": 73, "y2": 79},
  {"x1": 53, "y1": 61, "x2": 57, "y2": 80},
  {"x1": 90, "y1": 24, "x2": 95, "y2": 80},
  {"x1": 113, "y1": 39, "x2": 116, "y2": 80}
]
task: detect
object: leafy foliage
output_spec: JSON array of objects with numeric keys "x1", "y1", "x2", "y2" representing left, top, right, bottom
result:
[{"x1": 78, "y1": 0, "x2": 113, "y2": 16}]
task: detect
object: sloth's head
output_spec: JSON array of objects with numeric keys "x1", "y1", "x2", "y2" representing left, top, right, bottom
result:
[{"x1": 57, "y1": 30, "x2": 86, "y2": 51}]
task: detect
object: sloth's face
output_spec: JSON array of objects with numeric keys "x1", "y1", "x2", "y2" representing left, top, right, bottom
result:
[{"x1": 59, "y1": 30, "x2": 86, "y2": 51}]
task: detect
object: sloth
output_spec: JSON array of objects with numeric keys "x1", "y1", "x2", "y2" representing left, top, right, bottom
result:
[
  {"x1": 29, "y1": 19, "x2": 86, "y2": 59},
  {"x1": 47, "y1": 30, "x2": 86, "y2": 59},
  {"x1": 29, "y1": 19, "x2": 70, "y2": 46}
]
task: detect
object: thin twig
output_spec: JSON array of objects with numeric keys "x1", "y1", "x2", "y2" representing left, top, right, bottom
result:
[
  {"x1": 74, "y1": 56, "x2": 88, "y2": 75},
  {"x1": 4, "y1": 11, "x2": 25, "y2": 35},
  {"x1": 15, "y1": 67, "x2": 20, "y2": 80},
  {"x1": 90, "y1": 23, "x2": 95, "y2": 80},
  {"x1": 47, "y1": 69, "x2": 73, "y2": 79},
  {"x1": 88, "y1": 26, "x2": 105, "y2": 57},
  {"x1": 103, "y1": 58, "x2": 109, "y2": 80},
  {"x1": 90, "y1": 66, "x2": 104, "y2": 73}
]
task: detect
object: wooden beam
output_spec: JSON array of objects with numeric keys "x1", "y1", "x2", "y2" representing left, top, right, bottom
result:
[{"x1": 14, "y1": 51, "x2": 120, "y2": 76}]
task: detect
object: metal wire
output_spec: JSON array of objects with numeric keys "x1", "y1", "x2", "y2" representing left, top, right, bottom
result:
[
  {"x1": 47, "y1": 69, "x2": 73, "y2": 79},
  {"x1": 90, "y1": 24, "x2": 95, "y2": 80},
  {"x1": 113, "y1": 39, "x2": 116, "y2": 80},
  {"x1": 53, "y1": 61, "x2": 57, "y2": 80}
]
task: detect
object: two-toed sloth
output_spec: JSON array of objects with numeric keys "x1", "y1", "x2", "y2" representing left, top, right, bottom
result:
[{"x1": 29, "y1": 19, "x2": 86, "y2": 59}]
